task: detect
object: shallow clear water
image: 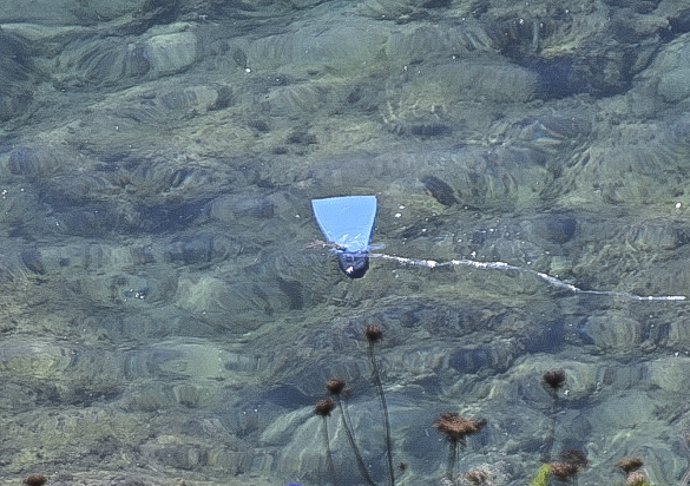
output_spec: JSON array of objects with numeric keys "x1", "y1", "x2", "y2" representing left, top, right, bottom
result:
[{"x1": 1, "y1": 1, "x2": 690, "y2": 485}]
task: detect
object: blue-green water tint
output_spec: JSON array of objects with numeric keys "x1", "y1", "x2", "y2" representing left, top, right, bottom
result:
[{"x1": 2, "y1": 1, "x2": 690, "y2": 486}]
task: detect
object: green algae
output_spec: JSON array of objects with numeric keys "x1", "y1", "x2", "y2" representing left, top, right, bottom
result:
[{"x1": 528, "y1": 464, "x2": 551, "y2": 486}]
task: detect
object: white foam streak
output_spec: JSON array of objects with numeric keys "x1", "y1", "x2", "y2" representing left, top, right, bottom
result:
[{"x1": 370, "y1": 253, "x2": 686, "y2": 302}]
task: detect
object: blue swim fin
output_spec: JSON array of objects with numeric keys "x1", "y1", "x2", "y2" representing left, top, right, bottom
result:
[{"x1": 311, "y1": 195, "x2": 377, "y2": 278}]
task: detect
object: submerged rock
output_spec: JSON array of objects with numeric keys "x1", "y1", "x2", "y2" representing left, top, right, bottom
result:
[
  {"x1": 143, "y1": 29, "x2": 198, "y2": 76},
  {"x1": 0, "y1": 30, "x2": 35, "y2": 122},
  {"x1": 54, "y1": 24, "x2": 197, "y2": 87}
]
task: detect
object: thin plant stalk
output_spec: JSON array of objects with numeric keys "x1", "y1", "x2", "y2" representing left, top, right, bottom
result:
[
  {"x1": 446, "y1": 439, "x2": 457, "y2": 480},
  {"x1": 445, "y1": 437, "x2": 465, "y2": 481},
  {"x1": 320, "y1": 417, "x2": 339, "y2": 486},
  {"x1": 434, "y1": 413, "x2": 487, "y2": 483},
  {"x1": 542, "y1": 393, "x2": 558, "y2": 463},
  {"x1": 680, "y1": 431, "x2": 690, "y2": 486},
  {"x1": 541, "y1": 369, "x2": 566, "y2": 463},
  {"x1": 368, "y1": 342, "x2": 395, "y2": 486},
  {"x1": 336, "y1": 398, "x2": 377, "y2": 486}
]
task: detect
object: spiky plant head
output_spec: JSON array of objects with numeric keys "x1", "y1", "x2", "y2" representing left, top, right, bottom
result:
[
  {"x1": 23, "y1": 476, "x2": 47, "y2": 486},
  {"x1": 314, "y1": 398, "x2": 336, "y2": 417},
  {"x1": 465, "y1": 468, "x2": 489, "y2": 485},
  {"x1": 364, "y1": 324, "x2": 384, "y2": 344},
  {"x1": 433, "y1": 412, "x2": 487, "y2": 442},
  {"x1": 626, "y1": 471, "x2": 649, "y2": 486},
  {"x1": 559, "y1": 449, "x2": 588, "y2": 468},
  {"x1": 542, "y1": 369, "x2": 566, "y2": 390},
  {"x1": 549, "y1": 462, "x2": 579, "y2": 481},
  {"x1": 616, "y1": 457, "x2": 644, "y2": 474},
  {"x1": 326, "y1": 378, "x2": 346, "y2": 395}
]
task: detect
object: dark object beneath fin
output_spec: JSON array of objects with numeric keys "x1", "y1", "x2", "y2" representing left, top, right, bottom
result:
[{"x1": 338, "y1": 251, "x2": 369, "y2": 279}]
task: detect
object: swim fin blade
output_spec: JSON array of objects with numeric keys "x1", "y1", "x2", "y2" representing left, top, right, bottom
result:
[{"x1": 311, "y1": 195, "x2": 377, "y2": 278}]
